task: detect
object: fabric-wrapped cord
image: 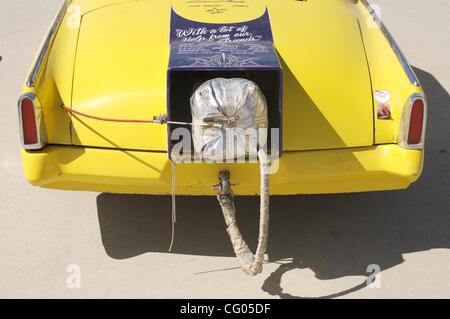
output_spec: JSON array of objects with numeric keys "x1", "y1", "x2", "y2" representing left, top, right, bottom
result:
[{"x1": 217, "y1": 149, "x2": 270, "y2": 276}]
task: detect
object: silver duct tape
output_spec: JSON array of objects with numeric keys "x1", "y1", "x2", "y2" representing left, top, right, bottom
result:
[{"x1": 190, "y1": 78, "x2": 269, "y2": 161}]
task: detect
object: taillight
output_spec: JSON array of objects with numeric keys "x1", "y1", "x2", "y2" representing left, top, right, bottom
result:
[
  {"x1": 18, "y1": 94, "x2": 47, "y2": 150},
  {"x1": 20, "y1": 97, "x2": 38, "y2": 145},
  {"x1": 398, "y1": 94, "x2": 427, "y2": 149},
  {"x1": 407, "y1": 98, "x2": 425, "y2": 145}
]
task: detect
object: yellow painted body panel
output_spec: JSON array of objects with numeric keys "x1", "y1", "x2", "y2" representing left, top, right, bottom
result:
[
  {"x1": 71, "y1": 0, "x2": 138, "y2": 15},
  {"x1": 173, "y1": 0, "x2": 267, "y2": 24},
  {"x1": 21, "y1": 0, "x2": 76, "y2": 145},
  {"x1": 71, "y1": 0, "x2": 170, "y2": 150},
  {"x1": 353, "y1": 2, "x2": 424, "y2": 144},
  {"x1": 19, "y1": 0, "x2": 426, "y2": 195},
  {"x1": 22, "y1": 145, "x2": 423, "y2": 195},
  {"x1": 269, "y1": 0, "x2": 374, "y2": 150}
]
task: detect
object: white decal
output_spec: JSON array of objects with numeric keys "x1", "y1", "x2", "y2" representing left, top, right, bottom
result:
[{"x1": 374, "y1": 90, "x2": 391, "y2": 104}]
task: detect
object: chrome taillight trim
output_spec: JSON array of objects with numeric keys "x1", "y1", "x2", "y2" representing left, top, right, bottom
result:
[
  {"x1": 361, "y1": 0, "x2": 420, "y2": 87},
  {"x1": 18, "y1": 93, "x2": 48, "y2": 150},
  {"x1": 26, "y1": 1, "x2": 68, "y2": 87},
  {"x1": 398, "y1": 93, "x2": 427, "y2": 150}
]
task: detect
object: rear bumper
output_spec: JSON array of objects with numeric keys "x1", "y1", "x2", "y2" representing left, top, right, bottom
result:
[{"x1": 21, "y1": 145, "x2": 424, "y2": 195}]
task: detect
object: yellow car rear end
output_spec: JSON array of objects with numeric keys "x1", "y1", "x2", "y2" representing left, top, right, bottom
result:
[{"x1": 18, "y1": 0, "x2": 426, "y2": 196}]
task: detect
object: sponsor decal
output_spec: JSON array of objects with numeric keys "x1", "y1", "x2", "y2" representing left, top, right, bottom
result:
[
  {"x1": 375, "y1": 90, "x2": 392, "y2": 120},
  {"x1": 377, "y1": 103, "x2": 392, "y2": 120}
]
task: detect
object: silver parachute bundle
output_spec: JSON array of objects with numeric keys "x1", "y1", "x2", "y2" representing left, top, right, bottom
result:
[
  {"x1": 190, "y1": 78, "x2": 268, "y2": 161},
  {"x1": 190, "y1": 78, "x2": 270, "y2": 276}
]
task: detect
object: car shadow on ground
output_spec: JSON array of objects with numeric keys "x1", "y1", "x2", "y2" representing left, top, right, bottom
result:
[{"x1": 96, "y1": 67, "x2": 450, "y2": 298}]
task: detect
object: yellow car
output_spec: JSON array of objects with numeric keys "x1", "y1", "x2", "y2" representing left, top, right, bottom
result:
[{"x1": 19, "y1": 0, "x2": 427, "y2": 196}]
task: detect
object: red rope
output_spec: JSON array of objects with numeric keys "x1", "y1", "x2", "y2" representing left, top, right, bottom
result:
[{"x1": 62, "y1": 105, "x2": 154, "y2": 123}]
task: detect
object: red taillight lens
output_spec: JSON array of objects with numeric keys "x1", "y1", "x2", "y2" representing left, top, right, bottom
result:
[
  {"x1": 407, "y1": 98, "x2": 425, "y2": 145},
  {"x1": 20, "y1": 97, "x2": 38, "y2": 145}
]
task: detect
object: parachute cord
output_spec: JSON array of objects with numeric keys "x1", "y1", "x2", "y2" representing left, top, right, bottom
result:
[{"x1": 169, "y1": 161, "x2": 177, "y2": 252}]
